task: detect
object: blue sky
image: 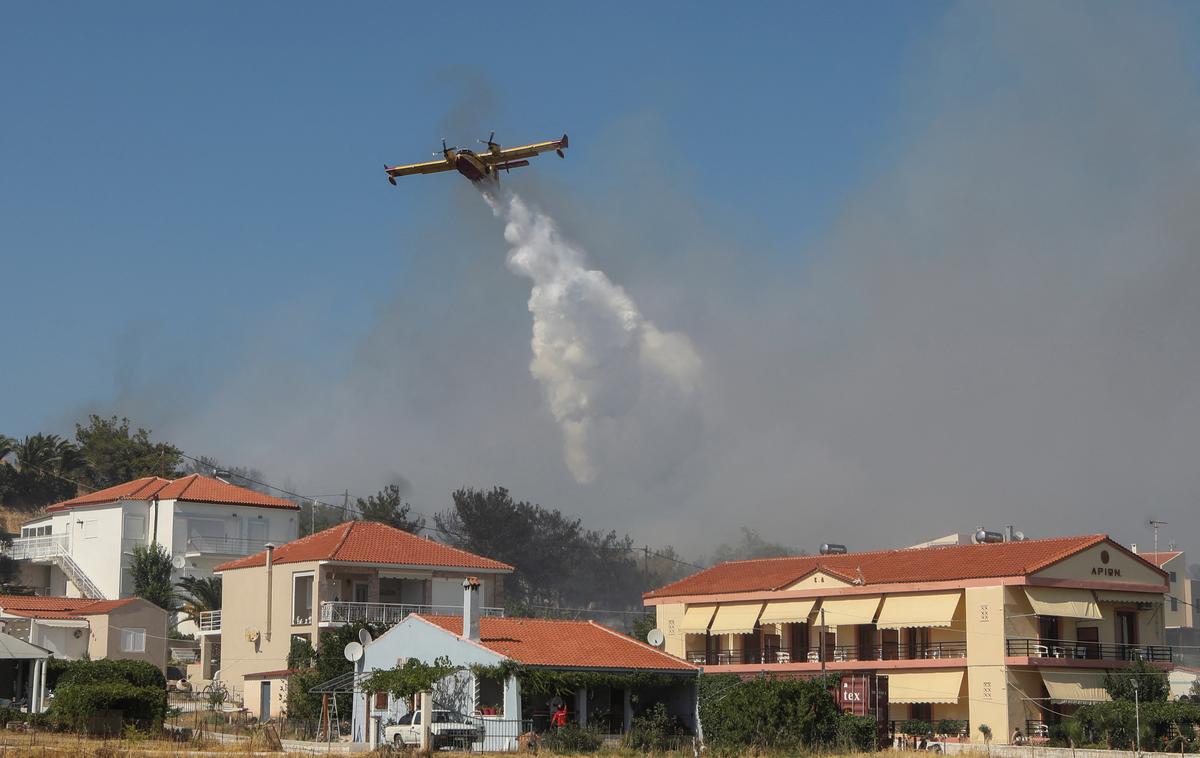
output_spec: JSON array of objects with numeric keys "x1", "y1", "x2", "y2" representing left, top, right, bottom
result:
[
  {"x1": 5, "y1": 2, "x2": 1200, "y2": 553},
  {"x1": 1, "y1": 1, "x2": 943, "y2": 434}
]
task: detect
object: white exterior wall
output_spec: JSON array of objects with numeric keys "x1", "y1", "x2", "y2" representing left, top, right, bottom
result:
[
  {"x1": 432, "y1": 577, "x2": 465, "y2": 607},
  {"x1": 62, "y1": 502, "x2": 130, "y2": 599}
]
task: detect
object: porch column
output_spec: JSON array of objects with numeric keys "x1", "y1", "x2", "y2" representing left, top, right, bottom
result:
[
  {"x1": 574, "y1": 687, "x2": 587, "y2": 727},
  {"x1": 622, "y1": 689, "x2": 633, "y2": 733},
  {"x1": 28, "y1": 659, "x2": 40, "y2": 712},
  {"x1": 505, "y1": 675, "x2": 522, "y2": 723},
  {"x1": 367, "y1": 573, "x2": 381, "y2": 603},
  {"x1": 38, "y1": 657, "x2": 47, "y2": 712}
]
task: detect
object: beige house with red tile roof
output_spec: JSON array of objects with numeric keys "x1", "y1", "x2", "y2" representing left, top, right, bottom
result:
[
  {"x1": 212, "y1": 521, "x2": 513, "y2": 706},
  {"x1": 645, "y1": 534, "x2": 1170, "y2": 745},
  {"x1": 0, "y1": 595, "x2": 168, "y2": 670},
  {"x1": 5, "y1": 475, "x2": 299, "y2": 632},
  {"x1": 347, "y1": 579, "x2": 696, "y2": 747},
  {"x1": 1135, "y1": 548, "x2": 1199, "y2": 666}
]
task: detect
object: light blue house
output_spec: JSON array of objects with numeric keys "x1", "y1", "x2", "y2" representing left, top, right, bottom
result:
[{"x1": 352, "y1": 578, "x2": 698, "y2": 749}]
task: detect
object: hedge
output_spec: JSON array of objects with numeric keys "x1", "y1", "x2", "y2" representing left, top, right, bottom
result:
[
  {"x1": 49, "y1": 680, "x2": 167, "y2": 733},
  {"x1": 48, "y1": 658, "x2": 166, "y2": 690}
]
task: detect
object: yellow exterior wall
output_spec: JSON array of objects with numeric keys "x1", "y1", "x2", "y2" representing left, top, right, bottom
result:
[
  {"x1": 219, "y1": 559, "x2": 322, "y2": 704},
  {"x1": 1035, "y1": 544, "x2": 1163, "y2": 586},
  {"x1": 656, "y1": 602, "x2": 686, "y2": 658}
]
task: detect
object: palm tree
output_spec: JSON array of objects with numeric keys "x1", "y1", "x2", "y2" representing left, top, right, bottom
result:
[
  {"x1": 0, "y1": 433, "x2": 84, "y2": 510},
  {"x1": 176, "y1": 575, "x2": 222, "y2": 625}
]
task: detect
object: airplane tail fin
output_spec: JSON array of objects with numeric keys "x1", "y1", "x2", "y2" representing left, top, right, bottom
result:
[{"x1": 560, "y1": 133, "x2": 569, "y2": 149}]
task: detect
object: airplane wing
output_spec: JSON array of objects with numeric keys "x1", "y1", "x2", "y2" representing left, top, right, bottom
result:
[
  {"x1": 478, "y1": 134, "x2": 568, "y2": 164},
  {"x1": 384, "y1": 159, "x2": 453, "y2": 178}
]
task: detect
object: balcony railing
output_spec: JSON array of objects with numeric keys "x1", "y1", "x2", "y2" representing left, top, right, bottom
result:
[
  {"x1": 319, "y1": 601, "x2": 505, "y2": 625},
  {"x1": 686, "y1": 641, "x2": 968, "y2": 666},
  {"x1": 198, "y1": 610, "x2": 221, "y2": 633},
  {"x1": 185, "y1": 536, "x2": 272, "y2": 556},
  {"x1": 4, "y1": 534, "x2": 69, "y2": 561},
  {"x1": 1006, "y1": 637, "x2": 1172, "y2": 662}
]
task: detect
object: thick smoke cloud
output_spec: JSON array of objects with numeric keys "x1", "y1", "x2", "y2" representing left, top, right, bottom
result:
[
  {"x1": 489, "y1": 191, "x2": 701, "y2": 483},
  {"x1": 74, "y1": 2, "x2": 1200, "y2": 554}
]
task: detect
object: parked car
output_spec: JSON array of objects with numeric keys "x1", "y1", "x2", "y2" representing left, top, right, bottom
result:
[{"x1": 384, "y1": 709, "x2": 484, "y2": 749}]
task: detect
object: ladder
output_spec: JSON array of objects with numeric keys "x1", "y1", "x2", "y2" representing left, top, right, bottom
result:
[{"x1": 319, "y1": 694, "x2": 342, "y2": 741}]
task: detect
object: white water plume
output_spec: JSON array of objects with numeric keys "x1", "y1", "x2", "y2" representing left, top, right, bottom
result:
[{"x1": 487, "y1": 191, "x2": 701, "y2": 483}]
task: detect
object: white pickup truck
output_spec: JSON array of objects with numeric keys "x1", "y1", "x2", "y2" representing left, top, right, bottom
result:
[{"x1": 383, "y1": 709, "x2": 484, "y2": 749}]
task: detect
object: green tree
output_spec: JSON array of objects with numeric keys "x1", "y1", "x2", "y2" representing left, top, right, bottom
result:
[
  {"x1": 0, "y1": 433, "x2": 83, "y2": 510},
  {"x1": 1104, "y1": 660, "x2": 1170, "y2": 703},
  {"x1": 355, "y1": 484, "x2": 426, "y2": 532},
  {"x1": 129, "y1": 543, "x2": 177, "y2": 613},
  {"x1": 175, "y1": 575, "x2": 221, "y2": 625},
  {"x1": 75, "y1": 415, "x2": 181, "y2": 489}
]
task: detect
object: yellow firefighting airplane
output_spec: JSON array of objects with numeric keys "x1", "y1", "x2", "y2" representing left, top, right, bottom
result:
[{"x1": 385, "y1": 132, "x2": 568, "y2": 186}]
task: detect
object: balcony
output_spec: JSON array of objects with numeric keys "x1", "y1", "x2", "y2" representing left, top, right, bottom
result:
[
  {"x1": 318, "y1": 601, "x2": 505, "y2": 626},
  {"x1": 686, "y1": 641, "x2": 968, "y2": 666},
  {"x1": 197, "y1": 610, "x2": 221, "y2": 634},
  {"x1": 1006, "y1": 637, "x2": 1172, "y2": 662},
  {"x1": 185, "y1": 536, "x2": 272, "y2": 557},
  {"x1": 4, "y1": 534, "x2": 69, "y2": 561}
]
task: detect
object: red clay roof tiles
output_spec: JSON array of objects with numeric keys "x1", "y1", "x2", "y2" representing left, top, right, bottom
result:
[
  {"x1": 417, "y1": 614, "x2": 695, "y2": 671},
  {"x1": 0, "y1": 595, "x2": 140, "y2": 619},
  {"x1": 644, "y1": 534, "x2": 1127, "y2": 599},
  {"x1": 1137, "y1": 551, "x2": 1182, "y2": 568},
  {"x1": 45, "y1": 474, "x2": 296, "y2": 512},
  {"x1": 213, "y1": 521, "x2": 514, "y2": 573}
]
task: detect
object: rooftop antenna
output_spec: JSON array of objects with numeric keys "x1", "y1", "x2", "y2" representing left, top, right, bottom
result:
[{"x1": 1146, "y1": 518, "x2": 1168, "y2": 556}]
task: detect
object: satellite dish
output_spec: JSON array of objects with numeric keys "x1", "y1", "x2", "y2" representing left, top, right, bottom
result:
[
  {"x1": 171, "y1": 555, "x2": 186, "y2": 570},
  {"x1": 343, "y1": 641, "x2": 364, "y2": 662},
  {"x1": 359, "y1": 628, "x2": 373, "y2": 646},
  {"x1": 646, "y1": 628, "x2": 665, "y2": 647}
]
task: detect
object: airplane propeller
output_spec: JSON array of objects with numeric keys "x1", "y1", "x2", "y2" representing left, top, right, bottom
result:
[
  {"x1": 479, "y1": 131, "x2": 500, "y2": 150},
  {"x1": 433, "y1": 138, "x2": 459, "y2": 157}
]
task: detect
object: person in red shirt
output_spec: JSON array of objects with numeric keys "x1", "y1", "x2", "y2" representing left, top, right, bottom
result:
[{"x1": 550, "y1": 703, "x2": 568, "y2": 729}]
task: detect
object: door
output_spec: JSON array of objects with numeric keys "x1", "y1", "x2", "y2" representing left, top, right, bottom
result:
[
  {"x1": 260, "y1": 681, "x2": 271, "y2": 722},
  {"x1": 1076, "y1": 626, "x2": 1100, "y2": 659}
]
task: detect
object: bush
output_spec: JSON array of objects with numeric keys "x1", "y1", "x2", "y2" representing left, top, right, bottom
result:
[
  {"x1": 49, "y1": 681, "x2": 167, "y2": 733},
  {"x1": 936, "y1": 719, "x2": 967, "y2": 739},
  {"x1": 900, "y1": 719, "x2": 934, "y2": 738},
  {"x1": 698, "y1": 673, "x2": 843, "y2": 751},
  {"x1": 625, "y1": 702, "x2": 685, "y2": 752},
  {"x1": 542, "y1": 722, "x2": 603, "y2": 753},
  {"x1": 51, "y1": 658, "x2": 166, "y2": 690},
  {"x1": 836, "y1": 713, "x2": 878, "y2": 751}
]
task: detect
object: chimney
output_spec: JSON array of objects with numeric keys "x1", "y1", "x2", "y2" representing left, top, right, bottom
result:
[
  {"x1": 265, "y1": 543, "x2": 275, "y2": 641},
  {"x1": 1131, "y1": 543, "x2": 1139, "y2": 554},
  {"x1": 462, "y1": 576, "x2": 481, "y2": 641}
]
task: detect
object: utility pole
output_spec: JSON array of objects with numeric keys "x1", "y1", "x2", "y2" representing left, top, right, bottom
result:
[
  {"x1": 343, "y1": 489, "x2": 350, "y2": 520},
  {"x1": 1131, "y1": 678, "x2": 1141, "y2": 755},
  {"x1": 820, "y1": 607, "x2": 827, "y2": 675},
  {"x1": 1148, "y1": 519, "x2": 1167, "y2": 555},
  {"x1": 643, "y1": 545, "x2": 649, "y2": 587},
  {"x1": 310, "y1": 499, "x2": 317, "y2": 536}
]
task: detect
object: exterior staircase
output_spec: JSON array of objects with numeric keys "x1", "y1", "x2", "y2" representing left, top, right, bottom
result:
[
  {"x1": 56, "y1": 551, "x2": 106, "y2": 600},
  {"x1": 4, "y1": 534, "x2": 107, "y2": 600}
]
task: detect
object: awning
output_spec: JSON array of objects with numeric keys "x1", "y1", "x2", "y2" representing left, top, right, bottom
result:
[
  {"x1": 27, "y1": 618, "x2": 88, "y2": 629},
  {"x1": 1041, "y1": 670, "x2": 1112, "y2": 703},
  {"x1": 876, "y1": 592, "x2": 963, "y2": 629},
  {"x1": 1023, "y1": 587, "x2": 1102, "y2": 619},
  {"x1": 1094, "y1": 591, "x2": 1164, "y2": 604},
  {"x1": 709, "y1": 603, "x2": 764, "y2": 635},
  {"x1": 759, "y1": 599, "x2": 817, "y2": 625},
  {"x1": 0, "y1": 630, "x2": 50, "y2": 660},
  {"x1": 818, "y1": 596, "x2": 881, "y2": 626},
  {"x1": 887, "y1": 671, "x2": 965, "y2": 704},
  {"x1": 679, "y1": 604, "x2": 717, "y2": 634}
]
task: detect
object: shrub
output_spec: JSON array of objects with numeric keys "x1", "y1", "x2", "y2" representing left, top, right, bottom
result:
[
  {"x1": 901, "y1": 719, "x2": 934, "y2": 738},
  {"x1": 698, "y1": 673, "x2": 842, "y2": 751},
  {"x1": 49, "y1": 681, "x2": 167, "y2": 733},
  {"x1": 51, "y1": 658, "x2": 166, "y2": 690},
  {"x1": 936, "y1": 719, "x2": 966, "y2": 739},
  {"x1": 625, "y1": 702, "x2": 685, "y2": 752},
  {"x1": 836, "y1": 713, "x2": 878, "y2": 751},
  {"x1": 542, "y1": 722, "x2": 603, "y2": 753}
]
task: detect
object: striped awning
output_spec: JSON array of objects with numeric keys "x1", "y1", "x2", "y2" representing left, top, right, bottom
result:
[
  {"x1": 1041, "y1": 670, "x2": 1112, "y2": 703},
  {"x1": 679, "y1": 604, "x2": 717, "y2": 634},
  {"x1": 759, "y1": 599, "x2": 817, "y2": 625},
  {"x1": 887, "y1": 670, "x2": 965, "y2": 704},
  {"x1": 709, "y1": 603, "x2": 764, "y2": 635},
  {"x1": 817, "y1": 596, "x2": 882, "y2": 626},
  {"x1": 1024, "y1": 587, "x2": 1102, "y2": 619},
  {"x1": 876, "y1": 592, "x2": 963, "y2": 629},
  {"x1": 1093, "y1": 591, "x2": 1164, "y2": 604}
]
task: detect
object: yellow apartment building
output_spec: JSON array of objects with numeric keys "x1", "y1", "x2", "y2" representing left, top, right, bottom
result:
[
  {"x1": 1135, "y1": 548, "x2": 1198, "y2": 666},
  {"x1": 644, "y1": 534, "x2": 1170, "y2": 744}
]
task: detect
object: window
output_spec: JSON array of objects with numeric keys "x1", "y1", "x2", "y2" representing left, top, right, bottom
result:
[
  {"x1": 353, "y1": 582, "x2": 369, "y2": 603},
  {"x1": 1170, "y1": 571, "x2": 1177, "y2": 583},
  {"x1": 81, "y1": 520, "x2": 98, "y2": 539},
  {"x1": 293, "y1": 573, "x2": 314, "y2": 625},
  {"x1": 121, "y1": 628, "x2": 146, "y2": 652},
  {"x1": 247, "y1": 519, "x2": 268, "y2": 542},
  {"x1": 1115, "y1": 611, "x2": 1138, "y2": 646},
  {"x1": 476, "y1": 674, "x2": 505, "y2": 716},
  {"x1": 1171, "y1": 597, "x2": 1179, "y2": 612}
]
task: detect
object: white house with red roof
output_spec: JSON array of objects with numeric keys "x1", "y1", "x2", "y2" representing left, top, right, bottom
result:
[
  {"x1": 212, "y1": 521, "x2": 514, "y2": 708},
  {"x1": 349, "y1": 578, "x2": 697, "y2": 748},
  {"x1": 5, "y1": 474, "x2": 299, "y2": 607}
]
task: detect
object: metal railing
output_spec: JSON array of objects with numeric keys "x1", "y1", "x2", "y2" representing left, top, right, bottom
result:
[
  {"x1": 686, "y1": 640, "x2": 968, "y2": 665},
  {"x1": 57, "y1": 551, "x2": 106, "y2": 600},
  {"x1": 185, "y1": 535, "x2": 272, "y2": 556},
  {"x1": 1006, "y1": 637, "x2": 1172, "y2": 662},
  {"x1": 4, "y1": 534, "x2": 69, "y2": 560},
  {"x1": 198, "y1": 610, "x2": 222, "y2": 632},
  {"x1": 319, "y1": 601, "x2": 505, "y2": 625}
]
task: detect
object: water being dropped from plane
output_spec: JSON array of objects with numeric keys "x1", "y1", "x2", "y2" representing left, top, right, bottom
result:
[{"x1": 485, "y1": 191, "x2": 702, "y2": 483}]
